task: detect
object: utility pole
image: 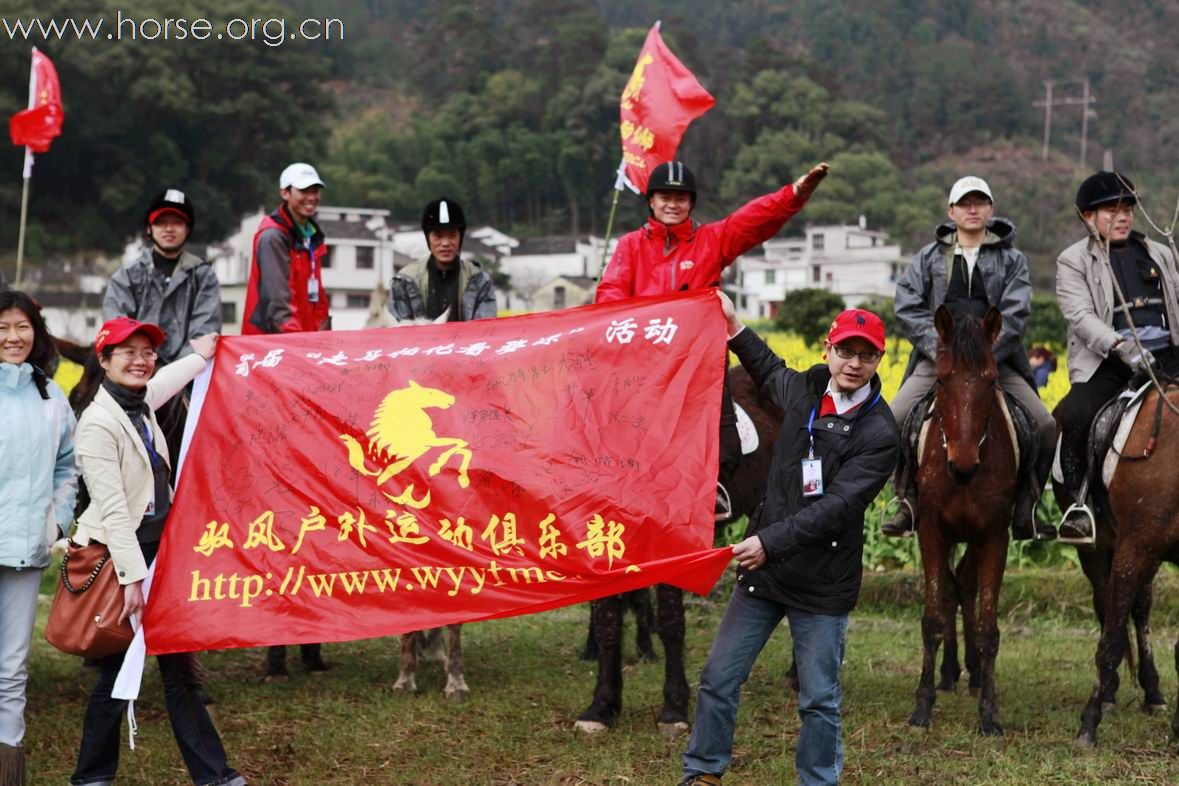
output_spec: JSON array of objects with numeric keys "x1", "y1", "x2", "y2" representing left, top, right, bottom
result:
[{"x1": 1033, "y1": 78, "x2": 1097, "y2": 164}]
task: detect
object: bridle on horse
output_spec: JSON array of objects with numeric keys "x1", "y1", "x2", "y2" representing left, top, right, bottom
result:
[{"x1": 933, "y1": 378, "x2": 1000, "y2": 453}]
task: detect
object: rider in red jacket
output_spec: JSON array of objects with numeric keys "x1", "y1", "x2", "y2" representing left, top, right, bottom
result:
[
  {"x1": 596, "y1": 159, "x2": 829, "y2": 518},
  {"x1": 595, "y1": 160, "x2": 828, "y2": 302}
]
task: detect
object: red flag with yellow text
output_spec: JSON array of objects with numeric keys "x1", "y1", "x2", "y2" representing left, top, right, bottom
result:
[
  {"x1": 144, "y1": 291, "x2": 734, "y2": 654},
  {"x1": 9, "y1": 47, "x2": 63, "y2": 152},
  {"x1": 619, "y1": 23, "x2": 715, "y2": 192}
]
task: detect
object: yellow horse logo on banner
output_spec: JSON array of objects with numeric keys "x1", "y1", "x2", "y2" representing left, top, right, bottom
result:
[{"x1": 340, "y1": 380, "x2": 472, "y2": 504}]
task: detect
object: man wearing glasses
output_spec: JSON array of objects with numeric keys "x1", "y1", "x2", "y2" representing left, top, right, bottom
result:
[
  {"x1": 678, "y1": 295, "x2": 898, "y2": 786},
  {"x1": 885, "y1": 176, "x2": 1056, "y2": 541}
]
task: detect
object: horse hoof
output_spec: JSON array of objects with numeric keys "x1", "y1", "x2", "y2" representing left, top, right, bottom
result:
[
  {"x1": 574, "y1": 720, "x2": 609, "y2": 735},
  {"x1": 392, "y1": 682, "x2": 416, "y2": 695},
  {"x1": 1101, "y1": 702, "x2": 1116, "y2": 715},
  {"x1": 1143, "y1": 702, "x2": 1168, "y2": 716},
  {"x1": 658, "y1": 721, "x2": 690, "y2": 740},
  {"x1": 445, "y1": 689, "x2": 469, "y2": 704},
  {"x1": 262, "y1": 673, "x2": 289, "y2": 684},
  {"x1": 1074, "y1": 731, "x2": 1096, "y2": 748},
  {"x1": 936, "y1": 681, "x2": 958, "y2": 694},
  {"x1": 906, "y1": 713, "x2": 931, "y2": 730},
  {"x1": 979, "y1": 721, "x2": 1004, "y2": 737}
]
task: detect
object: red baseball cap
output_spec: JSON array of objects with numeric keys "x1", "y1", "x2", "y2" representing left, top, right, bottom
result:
[
  {"x1": 827, "y1": 309, "x2": 886, "y2": 352},
  {"x1": 95, "y1": 317, "x2": 166, "y2": 356}
]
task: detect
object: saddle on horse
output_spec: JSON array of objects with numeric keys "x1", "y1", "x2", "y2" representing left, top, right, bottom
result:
[
  {"x1": 1057, "y1": 375, "x2": 1162, "y2": 544},
  {"x1": 884, "y1": 386, "x2": 1054, "y2": 540}
]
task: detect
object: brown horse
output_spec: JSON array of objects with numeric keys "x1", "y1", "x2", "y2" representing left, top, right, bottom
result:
[
  {"x1": 1050, "y1": 475, "x2": 1167, "y2": 717},
  {"x1": 907, "y1": 306, "x2": 1017, "y2": 736},
  {"x1": 394, "y1": 626, "x2": 469, "y2": 701},
  {"x1": 573, "y1": 363, "x2": 783, "y2": 736},
  {"x1": 1072, "y1": 381, "x2": 1179, "y2": 746}
]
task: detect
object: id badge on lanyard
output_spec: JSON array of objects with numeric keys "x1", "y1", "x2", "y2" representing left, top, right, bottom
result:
[
  {"x1": 802, "y1": 407, "x2": 824, "y2": 497},
  {"x1": 305, "y1": 237, "x2": 320, "y2": 303},
  {"x1": 140, "y1": 421, "x2": 159, "y2": 514}
]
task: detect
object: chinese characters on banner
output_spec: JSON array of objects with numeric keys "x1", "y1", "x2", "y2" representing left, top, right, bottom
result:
[
  {"x1": 618, "y1": 23, "x2": 715, "y2": 192},
  {"x1": 144, "y1": 291, "x2": 734, "y2": 654}
]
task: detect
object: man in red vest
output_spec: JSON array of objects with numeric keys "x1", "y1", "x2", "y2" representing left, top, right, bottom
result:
[
  {"x1": 242, "y1": 162, "x2": 331, "y2": 335},
  {"x1": 242, "y1": 162, "x2": 331, "y2": 678}
]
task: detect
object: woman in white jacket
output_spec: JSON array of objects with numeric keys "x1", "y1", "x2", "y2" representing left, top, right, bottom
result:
[
  {"x1": 0, "y1": 290, "x2": 77, "y2": 786},
  {"x1": 69, "y1": 317, "x2": 245, "y2": 786}
]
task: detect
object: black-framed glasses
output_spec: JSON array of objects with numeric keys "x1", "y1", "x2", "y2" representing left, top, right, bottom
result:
[{"x1": 831, "y1": 345, "x2": 882, "y2": 364}]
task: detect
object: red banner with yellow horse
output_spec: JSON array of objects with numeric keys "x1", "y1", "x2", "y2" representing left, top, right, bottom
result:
[{"x1": 143, "y1": 291, "x2": 733, "y2": 654}]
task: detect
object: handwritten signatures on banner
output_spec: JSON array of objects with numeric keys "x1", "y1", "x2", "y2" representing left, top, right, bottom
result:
[
  {"x1": 232, "y1": 316, "x2": 679, "y2": 377},
  {"x1": 188, "y1": 507, "x2": 637, "y2": 608}
]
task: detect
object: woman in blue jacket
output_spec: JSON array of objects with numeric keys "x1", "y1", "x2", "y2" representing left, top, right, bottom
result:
[{"x1": 0, "y1": 290, "x2": 77, "y2": 784}]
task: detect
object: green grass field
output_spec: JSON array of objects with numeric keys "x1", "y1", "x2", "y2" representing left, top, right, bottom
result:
[{"x1": 23, "y1": 568, "x2": 1179, "y2": 785}]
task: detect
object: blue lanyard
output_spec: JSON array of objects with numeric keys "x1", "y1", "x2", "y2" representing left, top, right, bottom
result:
[
  {"x1": 806, "y1": 406, "x2": 817, "y2": 460},
  {"x1": 138, "y1": 419, "x2": 158, "y2": 468}
]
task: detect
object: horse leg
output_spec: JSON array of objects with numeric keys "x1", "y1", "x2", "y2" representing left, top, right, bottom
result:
[
  {"x1": 973, "y1": 539, "x2": 1006, "y2": 736},
  {"x1": 394, "y1": 632, "x2": 419, "y2": 694},
  {"x1": 580, "y1": 606, "x2": 599, "y2": 661},
  {"x1": 938, "y1": 553, "x2": 964, "y2": 693},
  {"x1": 1077, "y1": 547, "x2": 1119, "y2": 710},
  {"x1": 630, "y1": 588, "x2": 659, "y2": 663},
  {"x1": 417, "y1": 627, "x2": 447, "y2": 663},
  {"x1": 956, "y1": 550, "x2": 981, "y2": 696},
  {"x1": 655, "y1": 583, "x2": 690, "y2": 738},
  {"x1": 1130, "y1": 569, "x2": 1167, "y2": 713},
  {"x1": 1172, "y1": 635, "x2": 1179, "y2": 740},
  {"x1": 575, "y1": 595, "x2": 624, "y2": 732},
  {"x1": 909, "y1": 529, "x2": 951, "y2": 728},
  {"x1": 443, "y1": 624, "x2": 469, "y2": 702},
  {"x1": 1076, "y1": 552, "x2": 1149, "y2": 747},
  {"x1": 429, "y1": 442, "x2": 472, "y2": 487}
]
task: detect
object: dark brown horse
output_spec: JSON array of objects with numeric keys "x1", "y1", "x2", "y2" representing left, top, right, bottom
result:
[
  {"x1": 907, "y1": 306, "x2": 1017, "y2": 736},
  {"x1": 574, "y1": 363, "x2": 782, "y2": 736},
  {"x1": 1071, "y1": 382, "x2": 1179, "y2": 746}
]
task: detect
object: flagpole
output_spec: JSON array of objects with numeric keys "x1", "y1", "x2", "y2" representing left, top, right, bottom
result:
[{"x1": 15, "y1": 159, "x2": 31, "y2": 288}]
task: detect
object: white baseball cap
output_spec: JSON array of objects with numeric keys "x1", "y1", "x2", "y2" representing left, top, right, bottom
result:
[
  {"x1": 279, "y1": 162, "x2": 326, "y2": 190},
  {"x1": 948, "y1": 176, "x2": 992, "y2": 206}
]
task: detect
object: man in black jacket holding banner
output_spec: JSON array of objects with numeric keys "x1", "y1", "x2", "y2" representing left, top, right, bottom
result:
[{"x1": 679, "y1": 293, "x2": 899, "y2": 786}]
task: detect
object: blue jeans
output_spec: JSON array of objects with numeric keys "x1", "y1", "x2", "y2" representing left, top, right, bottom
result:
[{"x1": 683, "y1": 588, "x2": 849, "y2": 786}]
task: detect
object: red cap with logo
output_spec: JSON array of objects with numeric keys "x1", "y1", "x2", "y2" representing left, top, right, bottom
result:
[
  {"x1": 94, "y1": 317, "x2": 166, "y2": 356},
  {"x1": 827, "y1": 309, "x2": 886, "y2": 352}
]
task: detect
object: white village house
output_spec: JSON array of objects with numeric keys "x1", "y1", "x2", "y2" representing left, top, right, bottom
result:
[{"x1": 730, "y1": 220, "x2": 904, "y2": 319}]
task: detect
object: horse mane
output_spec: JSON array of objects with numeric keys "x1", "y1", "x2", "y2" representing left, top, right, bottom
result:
[{"x1": 942, "y1": 314, "x2": 992, "y2": 370}]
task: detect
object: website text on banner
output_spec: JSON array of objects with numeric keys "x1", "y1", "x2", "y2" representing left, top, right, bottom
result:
[{"x1": 144, "y1": 290, "x2": 733, "y2": 655}]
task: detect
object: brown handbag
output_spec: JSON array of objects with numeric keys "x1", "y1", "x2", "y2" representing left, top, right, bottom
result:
[{"x1": 44, "y1": 541, "x2": 135, "y2": 659}]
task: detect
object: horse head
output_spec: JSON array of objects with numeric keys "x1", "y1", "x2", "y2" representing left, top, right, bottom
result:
[{"x1": 933, "y1": 305, "x2": 1002, "y2": 485}]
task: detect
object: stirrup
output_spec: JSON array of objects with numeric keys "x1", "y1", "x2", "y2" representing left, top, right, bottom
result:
[
  {"x1": 1058, "y1": 503, "x2": 1096, "y2": 545},
  {"x1": 714, "y1": 483, "x2": 732, "y2": 522},
  {"x1": 880, "y1": 496, "x2": 915, "y2": 537}
]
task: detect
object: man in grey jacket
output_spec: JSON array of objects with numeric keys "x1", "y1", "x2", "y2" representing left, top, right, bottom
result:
[
  {"x1": 103, "y1": 189, "x2": 221, "y2": 365},
  {"x1": 884, "y1": 176, "x2": 1056, "y2": 541},
  {"x1": 387, "y1": 198, "x2": 496, "y2": 323}
]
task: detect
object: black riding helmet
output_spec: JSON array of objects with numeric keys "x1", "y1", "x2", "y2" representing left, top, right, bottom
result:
[
  {"x1": 647, "y1": 161, "x2": 697, "y2": 207},
  {"x1": 1075, "y1": 171, "x2": 1137, "y2": 213},
  {"x1": 144, "y1": 188, "x2": 195, "y2": 233},
  {"x1": 421, "y1": 197, "x2": 466, "y2": 243}
]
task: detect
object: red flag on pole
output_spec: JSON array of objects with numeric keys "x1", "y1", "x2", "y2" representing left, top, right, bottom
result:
[
  {"x1": 617, "y1": 23, "x2": 715, "y2": 193},
  {"x1": 9, "y1": 47, "x2": 64, "y2": 154}
]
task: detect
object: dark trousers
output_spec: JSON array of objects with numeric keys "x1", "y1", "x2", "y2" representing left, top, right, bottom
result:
[
  {"x1": 1057, "y1": 347, "x2": 1179, "y2": 489},
  {"x1": 71, "y1": 542, "x2": 240, "y2": 786},
  {"x1": 70, "y1": 652, "x2": 239, "y2": 785}
]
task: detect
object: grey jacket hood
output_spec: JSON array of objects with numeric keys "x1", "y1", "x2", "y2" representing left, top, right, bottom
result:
[{"x1": 933, "y1": 217, "x2": 1017, "y2": 250}]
